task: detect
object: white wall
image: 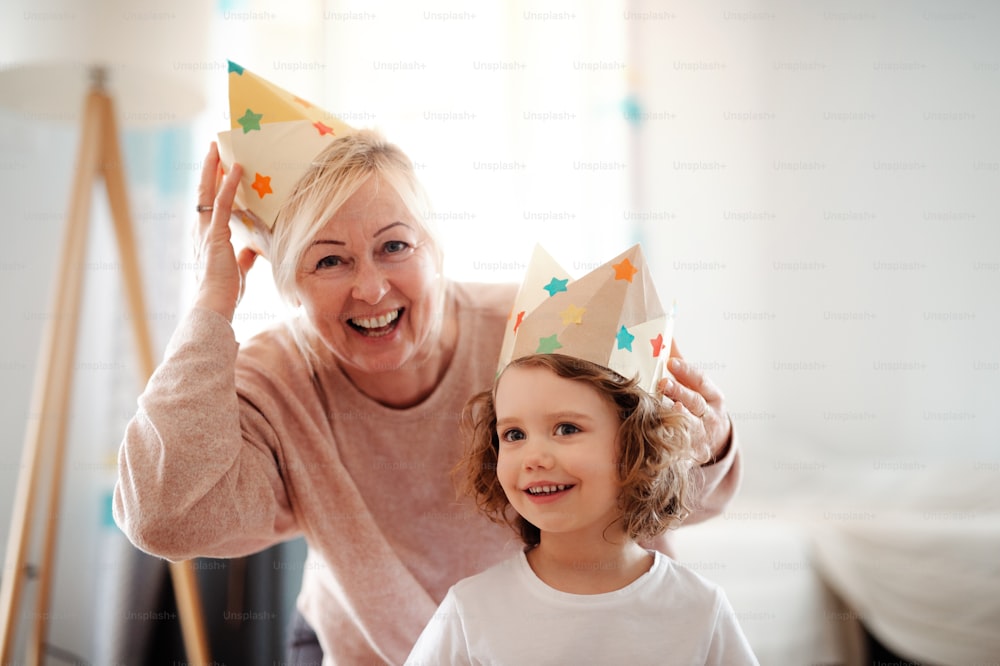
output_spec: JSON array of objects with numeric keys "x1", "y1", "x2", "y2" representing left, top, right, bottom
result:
[
  {"x1": 627, "y1": 0, "x2": 999, "y2": 500},
  {"x1": 627, "y1": 4, "x2": 999, "y2": 660}
]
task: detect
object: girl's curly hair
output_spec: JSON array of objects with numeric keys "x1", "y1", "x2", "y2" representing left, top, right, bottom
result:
[{"x1": 456, "y1": 353, "x2": 702, "y2": 547}]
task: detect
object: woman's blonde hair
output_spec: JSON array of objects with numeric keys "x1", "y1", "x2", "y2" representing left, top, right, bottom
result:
[
  {"x1": 269, "y1": 129, "x2": 444, "y2": 363},
  {"x1": 458, "y1": 354, "x2": 701, "y2": 547}
]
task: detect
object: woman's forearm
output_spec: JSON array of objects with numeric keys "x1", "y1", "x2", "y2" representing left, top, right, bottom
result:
[{"x1": 113, "y1": 306, "x2": 295, "y2": 560}]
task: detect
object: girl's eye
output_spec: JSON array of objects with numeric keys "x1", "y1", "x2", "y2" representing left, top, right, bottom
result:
[
  {"x1": 500, "y1": 428, "x2": 525, "y2": 443},
  {"x1": 384, "y1": 240, "x2": 409, "y2": 254},
  {"x1": 316, "y1": 255, "x2": 344, "y2": 270},
  {"x1": 555, "y1": 423, "x2": 581, "y2": 436}
]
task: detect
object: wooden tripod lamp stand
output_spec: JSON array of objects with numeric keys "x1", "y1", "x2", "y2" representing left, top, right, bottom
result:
[{"x1": 0, "y1": 2, "x2": 213, "y2": 663}]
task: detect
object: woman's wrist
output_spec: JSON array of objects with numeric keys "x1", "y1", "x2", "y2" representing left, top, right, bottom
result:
[
  {"x1": 702, "y1": 415, "x2": 733, "y2": 467},
  {"x1": 193, "y1": 289, "x2": 237, "y2": 322}
]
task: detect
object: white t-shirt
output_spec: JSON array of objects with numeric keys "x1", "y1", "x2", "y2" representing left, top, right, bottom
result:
[{"x1": 405, "y1": 549, "x2": 759, "y2": 666}]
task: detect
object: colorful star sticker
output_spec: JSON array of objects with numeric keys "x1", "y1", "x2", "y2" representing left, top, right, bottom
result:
[
  {"x1": 536, "y1": 334, "x2": 563, "y2": 354},
  {"x1": 612, "y1": 258, "x2": 638, "y2": 282},
  {"x1": 238, "y1": 108, "x2": 263, "y2": 133},
  {"x1": 650, "y1": 333, "x2": 665, "y2": 357},
  {"x1": 313, "y1": 121, "x2": 336, "y2": 136},
  {"x1": 251, "y1": 173, "x2": 273, "y2": 199},
  {"x1": 228, "y1": 61, "x2": 244, "y2": 75},
  {"x1": 543, "y1": 277, "x2": 569, "y2": 297},
  {"x1": 559, "y1": 304, "x2": 586, "y2": 326},
  {"x1": 513, "y1": 310, "x2": 526, "y2": 333},
  {"x1": 616, "y1": 325, "x2": 635, "y2": 351}
]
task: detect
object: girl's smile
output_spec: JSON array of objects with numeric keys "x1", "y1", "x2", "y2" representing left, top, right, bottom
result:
[{"x1": 522, "y1": 482, "x2": 577, "y2": 504}]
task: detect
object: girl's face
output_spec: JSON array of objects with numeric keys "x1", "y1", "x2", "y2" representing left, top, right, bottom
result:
[
  {"x1": 494, "y1": 365, "x2": 624, "y2": 541},
  {"x1": 295, "y1": 178, "x2": 442, "y2": 377}
]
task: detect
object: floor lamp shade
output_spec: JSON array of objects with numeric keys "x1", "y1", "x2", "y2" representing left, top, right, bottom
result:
[{"x1": 0, "y1": 0, "x2": 212, "y2": 125}]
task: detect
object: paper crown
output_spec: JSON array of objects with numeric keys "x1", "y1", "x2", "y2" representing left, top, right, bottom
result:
[
  {"x1": 498, "y1": 244, "x2": 674, "y2": 394},
  {"x1": 217, "y1": 61, "x2": 356, "y2": 256}
]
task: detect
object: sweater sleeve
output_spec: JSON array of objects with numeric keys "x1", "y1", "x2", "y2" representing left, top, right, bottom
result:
[
  {"x1": 684, "y1": 424, "x2": 743, "y2": 526},
  {"x1": 113, "y1": 307, "x2": 298, "y2": 562}
]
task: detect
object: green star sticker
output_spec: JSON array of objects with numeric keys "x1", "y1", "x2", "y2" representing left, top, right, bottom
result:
[
  {"x1": 228, "y1": 61, "x2": 245, "y2": 75},
  {"x1": 536, "y1": 334, "x2": 563, "y2": 354},
  {"x1": 238, "y1": 108, "x2": 263, "y2": 133}
]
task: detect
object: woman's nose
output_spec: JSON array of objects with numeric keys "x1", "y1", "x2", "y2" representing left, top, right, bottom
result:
[{"x1": 351, "y1": 259, "x2": 389, "y2": 304}]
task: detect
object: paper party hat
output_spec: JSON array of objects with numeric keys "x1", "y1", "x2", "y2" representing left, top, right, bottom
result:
[
  {"x1": 498, "y1": 244, "x2": 675, "y2": 394},
  {"x1": 217, "y1": 61, "x2": 356, "y2": 256}
]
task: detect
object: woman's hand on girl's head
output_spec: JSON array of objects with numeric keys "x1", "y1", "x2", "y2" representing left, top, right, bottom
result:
[
  {"x1": 657, "y1": 339, "x2": 733, "y2": 465},
  {"x1": 193, "y1": 142, "x2": 258, "y2": 321}
]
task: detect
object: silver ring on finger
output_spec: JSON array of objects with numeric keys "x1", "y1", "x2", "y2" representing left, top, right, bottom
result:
[{"x1": 196, "y1": 204, "x2": 214, "y2": 213}]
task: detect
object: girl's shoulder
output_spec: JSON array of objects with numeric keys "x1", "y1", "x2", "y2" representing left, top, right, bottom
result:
[{"x1": 650, "y1": 552, "x2": 729, "y2": 608}]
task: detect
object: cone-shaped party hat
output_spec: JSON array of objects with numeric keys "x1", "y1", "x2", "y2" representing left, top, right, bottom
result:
[{"x1": 217, "y1": 61, "x2": 355, "y2": 256}]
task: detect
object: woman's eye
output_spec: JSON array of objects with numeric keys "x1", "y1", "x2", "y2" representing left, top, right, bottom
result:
[
  {"x1": 500, "y1": 428, "x2": 525, "y2": 443},
  {"x1": 384, "y1": 240, "x2": 409, "y2": 254},
  {"x1": 316, "y1": 255, "x2": 343, "y2": 269},
  {"x1": 555, "y1": 423, "x2": 581, "y2": 436}
]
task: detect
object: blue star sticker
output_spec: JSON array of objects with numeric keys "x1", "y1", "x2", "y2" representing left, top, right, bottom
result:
[
  {"x1": 543, "y1": 277, "x2": 569, "y2": 297},
  {"x1": 616, "y1": 325, "x2": 635, "y2": 351}
]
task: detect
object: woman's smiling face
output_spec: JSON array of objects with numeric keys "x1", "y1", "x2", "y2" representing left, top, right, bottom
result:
[{"x1": 295, "y1": 177, "x2": 443, "y2": 377}]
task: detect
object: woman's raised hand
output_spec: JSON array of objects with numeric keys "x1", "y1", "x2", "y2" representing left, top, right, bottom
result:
[
  {"x1": 193, "y1": 142, "x2": 259, "y2": 321},
  {"x1": 657, "y1": 339, "x2": 733, "y2": 466}
]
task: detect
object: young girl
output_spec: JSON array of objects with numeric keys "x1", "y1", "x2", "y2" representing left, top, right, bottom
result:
[{"x1": 405, "y1": 352, "x2": 758, "y2": 665}]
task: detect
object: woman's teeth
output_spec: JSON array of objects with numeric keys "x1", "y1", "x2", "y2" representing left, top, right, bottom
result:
[{"x1": 351, "y1": 309, "x2": 400, "y2": 330}]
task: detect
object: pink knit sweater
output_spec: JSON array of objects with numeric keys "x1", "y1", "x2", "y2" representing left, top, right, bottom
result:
[{"x1": 113, "y1": 281, "x2": 741, "y2": 665}]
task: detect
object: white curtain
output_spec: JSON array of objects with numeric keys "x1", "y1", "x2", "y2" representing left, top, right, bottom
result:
[{"x1": 210, "y1": 0, "x2": 631, "y2": 341}]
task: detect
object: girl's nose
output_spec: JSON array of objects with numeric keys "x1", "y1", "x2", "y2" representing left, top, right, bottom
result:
[{"x1": 521, "y1": 438, "x2": 555, "y2": 470}]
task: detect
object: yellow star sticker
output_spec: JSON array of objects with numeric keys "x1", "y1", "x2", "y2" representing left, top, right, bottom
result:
[
  {"x1": 559, "y1": 303, "x2": 586, "y2": 325},
  {"x1": 612, "y1": 258, "x2": 638, "y2": 282}
]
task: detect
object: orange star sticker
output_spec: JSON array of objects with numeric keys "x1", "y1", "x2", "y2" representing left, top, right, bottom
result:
[
  {"x1": 513, "y1": 310, "x2": 526, "y2": 332},
  {"x1": 251, "y1": 172, "x2": 273, "y2": 199},
  {"x1": 313, "y1": 121, "x2": 335, "y2": 136},
  {"x1": 650, "y1": 333, "x2": 665, "y2": 357},
  {"x1": 612, "y1": 258, "x2": 638, "y2": 282}
]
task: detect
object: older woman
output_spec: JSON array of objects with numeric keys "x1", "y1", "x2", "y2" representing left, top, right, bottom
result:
[{"x1": 113, "y1": 130, "x2": 741, "y2": 665}]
